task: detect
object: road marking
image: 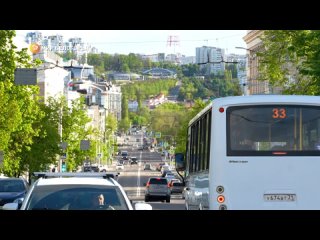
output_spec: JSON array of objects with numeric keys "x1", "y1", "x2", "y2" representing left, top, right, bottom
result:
[{"x1": 136, "y1": 150, "x2": 142, "y2": 197}]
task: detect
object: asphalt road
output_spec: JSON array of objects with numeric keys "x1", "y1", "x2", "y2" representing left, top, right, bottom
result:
[{"x1": 116, "y1": 133, "x2": 185, "y2": 210}]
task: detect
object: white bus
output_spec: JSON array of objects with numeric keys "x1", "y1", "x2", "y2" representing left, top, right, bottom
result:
[{"x1": 175, "y1": 95, "x2": 320, "y2": 210}]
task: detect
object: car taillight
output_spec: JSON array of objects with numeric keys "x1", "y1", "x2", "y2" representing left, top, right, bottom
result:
[
  {"x1": 146, "y1": 182, "x2": 150, "y2": 187},
  {"x1": 217, "y1": 195, "x2": 225, "y2": 203}
]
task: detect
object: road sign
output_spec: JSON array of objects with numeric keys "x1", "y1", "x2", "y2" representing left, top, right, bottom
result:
[
  {"x1": 14, "y1": 68, "x2": 37, "y2": 85},
  {"x1": 59, "y1": 142, "x2": 68, "y2": 150},
  {"x1": 155, "y1": 132, "x2": 161, "y2": 138},
  {"x1": 80, "y1": 140, "x2": 90, "y2": 150}
]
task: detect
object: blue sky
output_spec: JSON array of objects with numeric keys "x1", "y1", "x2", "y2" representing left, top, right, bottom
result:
[{"x1": 16, "y1": 30, "x2": 248, "y2": 56}]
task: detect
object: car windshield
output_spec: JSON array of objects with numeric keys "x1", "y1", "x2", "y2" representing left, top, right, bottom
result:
[
  {"x1": 25, "y1": 185, "x2": 129, "y2": 210},
  {"x1": 0, "y1": 179, "x2": 25, "y2": 192}
]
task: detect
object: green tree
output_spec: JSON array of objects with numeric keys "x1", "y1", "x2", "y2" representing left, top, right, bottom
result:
[
  {"x1": 118, "y1": 118, "x2": 131, "y2": 133},
  {"x1": 121, "y1": 94, "x2": 129, "y2": 120},
  {"x1": 175, "y1": 99, "x2": 207, "y2": 154},
  {"x1": 57, "y1": 96, "x2": 95, "y2": 171},
  {"x1": 19, "y1": 99, "x2": 62, "y2": 181},
  {"x1": 259, "y1": 30, "x2": 320, "y2": 95},
  {"x1": 181, "y1": 64, "x2": 200, "y2": 77},
  {"x1": 106, "y1": 114, "x2": 117, "y2": 133},
  {"x1": 0, "y1": 30, "x2": 43, "y2": 177}
]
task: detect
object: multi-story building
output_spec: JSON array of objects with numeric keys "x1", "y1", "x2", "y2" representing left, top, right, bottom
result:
[
  {"x1": 196, "y1": 46, "x2": 225, "y2": 75},
  {"x1": 47, "y1": 35, "x2": 64, "y2": 54},
  {"x1": 243, "y1": 30, "x2": 272, "y2": 95},
  {"x1": 72, "y1": 81, "x2": 122, "y2": 122},
  {"x1": 25, "y1": 31, "x2": 43, "y2": 44},
  {"x1": 64, "y1": 64, "x2": 95, "y2": 80},
  {"x1": 33, "y1": 49, "x2": 70, "y2": 103},
  {"x1": 226, "y1": 53, "x2": 247, "y2": 93},
  {"x1": 101, "y1": 84, "x2": 122, "y2": 121},
  {"x1": 25, "y1": 32, "x2": 98, "y2": 63},
  {"x1": 180, "y1": 56, "x2": 196, "y2": 65}
]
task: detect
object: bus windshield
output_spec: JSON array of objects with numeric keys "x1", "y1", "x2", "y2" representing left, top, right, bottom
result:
[{"x1": 227, "y1": 105, "x2": 320, "y2": 156}]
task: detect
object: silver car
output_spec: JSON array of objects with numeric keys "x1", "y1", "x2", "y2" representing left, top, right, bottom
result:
[{"x1": 144, "y1": 177, "x2": 171, "y2": 203}]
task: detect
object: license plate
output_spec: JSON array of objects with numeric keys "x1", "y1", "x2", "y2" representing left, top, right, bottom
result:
[{"x1": 264, "y1": 194, "x2": 296, "y2": 202}]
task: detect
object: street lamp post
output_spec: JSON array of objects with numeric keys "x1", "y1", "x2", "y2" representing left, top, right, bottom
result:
[{"x1": 235, "y1": 47, "x2": 258, "y2": 96}]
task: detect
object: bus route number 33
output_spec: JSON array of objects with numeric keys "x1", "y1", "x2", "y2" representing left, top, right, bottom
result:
[{"x1": 272, "y1": 108, "x2": 286, "y2": 119}]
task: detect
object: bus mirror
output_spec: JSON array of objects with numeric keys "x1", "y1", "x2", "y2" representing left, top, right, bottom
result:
[{"x1": 175, "y1": 153, "x2": 185, "y2": 171}]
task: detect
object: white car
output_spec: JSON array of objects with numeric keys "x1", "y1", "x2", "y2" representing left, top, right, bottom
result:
[
  {"x1": 116, "y1": 164, "x2": 124, "y2": 170},
  {"x1": 2, "y1": 172, "x2": 152, "y2": 210}
]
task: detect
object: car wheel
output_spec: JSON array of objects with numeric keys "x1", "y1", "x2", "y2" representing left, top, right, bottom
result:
[
  {"x1": 166, "y1": 197, "x2": 170, "y2": 203},
  {"x1": 145, "y1": 196, "x2": 149, "y2": 202}
]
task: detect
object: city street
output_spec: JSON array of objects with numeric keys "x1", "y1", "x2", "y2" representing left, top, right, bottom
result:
[{"x1": 116, "y1": 133, "x2": 185, "y2": 210}]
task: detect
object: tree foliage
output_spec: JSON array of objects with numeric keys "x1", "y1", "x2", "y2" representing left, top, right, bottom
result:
[
  {"x1": 178, "y1": 76, "x2": 241, "y2": 101},
  {"x1": 175, "y1": 99, "x2": 207, "y2": 154},
  {"x1": 59, "y1": 97, "x2": 95, "y2": 171},
  {"x1": 87, "y1": 53, "x2": 182, "y2": 74},
  {"x1": 0, "y1": 30, "x2": 43, "y2": 177},
  {"x1": 259, "y1": 30, "x2": 320, "y2": 95},
  {"x1": 121, "y1": 79, "x2": 176, "y2": 101}
]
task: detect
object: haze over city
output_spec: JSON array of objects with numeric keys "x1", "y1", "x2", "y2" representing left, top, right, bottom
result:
[{"x1": 16, "y1": 30, "x2": 247, "y2": 56}]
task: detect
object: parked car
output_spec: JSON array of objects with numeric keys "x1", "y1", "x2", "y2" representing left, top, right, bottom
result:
[
  {"x1": 144, "y1": 177, "x2": 171, "y2": 203},
  {"x1": 0, "y1": 177, "x2": 29, "y2": 209},
  {"x1": 116, "y1": 163, "x2": 124, "y2": 170},
  {"x1": 3, "y1": 172, "x2": 152, "y2": 210},
  {"x1": 156, "y1": 162, "x2": 166, "y2": 171},
  {"x1": 170, "y1": 181, "x2": 184, "y2": 194},
  {"x1": 164, "y1": 172, "x2": 176, "y2": 183},
  {"x1": 143, "y1": 163, "x2": 151, "y2": 170},
  {"x1": 161, "y1": 169, "x2": 172, "y2": 177},
  {"x1": 160, "y1": 164, "x2": 170, "y2": 175},
  {"x1": 129, "y1": 157, "x2": 138, "y2": 165},
  {"x1": 83, "y1": 166, "x2": 99, "y2": 172},
  {"x1": 121, "y1": 151, "x2": 129, "y2": 160}
]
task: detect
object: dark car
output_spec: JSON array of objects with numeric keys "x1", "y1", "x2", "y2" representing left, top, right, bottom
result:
[
  {"x1": 0, "y1": 177, "x2": 29, "y2": 208},
  {"x1": 130, "y1": 157, "x2": 138, "y2": 165},
  {"x1": 83, "y1": 166, "x2": 99, "y2": 172},
  {"x1": 121, "y1": 151, "x2": 129, "y2": 160}
]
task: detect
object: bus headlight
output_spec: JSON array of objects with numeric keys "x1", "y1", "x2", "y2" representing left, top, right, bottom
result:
[
  {"x1": 219, "y1": 204, "x2": 227, "y2": 210},
  {"x1": 217, "y1": 195, "x2": 225, "y2": 203},
  {"x1": 216, "y1": 186, "x2": 224, "y2": 194}
]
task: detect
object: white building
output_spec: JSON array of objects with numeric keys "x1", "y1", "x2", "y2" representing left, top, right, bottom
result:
[
  {"x1": 196, "y1": 46, "x2": 225, "y2": 75},
  {"x1": 180, "y1": 56, "x2": 196, "y2": 65},
  {"x1": 25, "y1": 31, "x2": 43, "y2": 44},
  {"x1": 128, "y1": 100, "x2": 139, "y2": 112},
  {"x1": 33, "y1": 49, "x2": 70, "y2": 103},
  {"x1": 101, "y1": 84, "x2": 122, "y2": 121}
]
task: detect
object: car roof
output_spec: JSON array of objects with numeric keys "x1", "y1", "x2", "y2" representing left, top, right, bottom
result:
[
  {"x1": 149, "y1": 177, "x2": 167, "y2": 180},
  {"x1": 35, "y1": 177, "x2": 117, "y2": 187},
  {"x1": 0, "y1": 177, "x2": 23, "y2": 180}
]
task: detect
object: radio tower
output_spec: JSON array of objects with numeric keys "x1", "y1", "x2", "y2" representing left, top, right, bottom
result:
[{"x1": 167, "y1": 35, "x2": 180, "y2": 54}]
